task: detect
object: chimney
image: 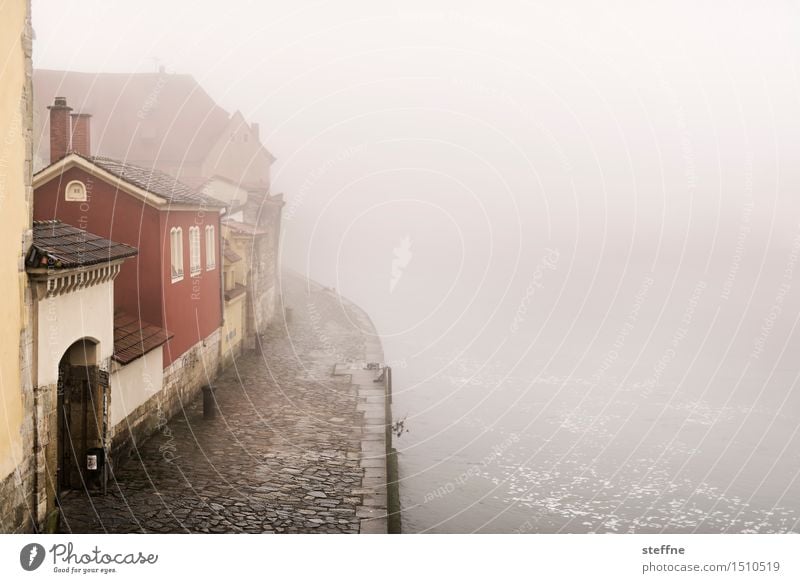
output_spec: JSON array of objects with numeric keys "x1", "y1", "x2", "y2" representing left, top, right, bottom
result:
[
  {"x1": 70, "y1": 113, "x2": 92, "y2": 157},
  {"x1": 47, "y1": 96, "x2": 72, "y2": 163},
  {"x1": 251, "y1": 122, "x2": 259, "y2": 141}
]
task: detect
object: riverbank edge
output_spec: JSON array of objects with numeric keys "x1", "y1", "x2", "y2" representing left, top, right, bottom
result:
[{"x1": 331, "y1": 292, "x2": 401, "y2": 534}]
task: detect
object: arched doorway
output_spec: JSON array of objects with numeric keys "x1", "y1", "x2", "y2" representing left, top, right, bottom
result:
[{"x1": 55, "y1": 338, "x2": 105, "y2": 497}]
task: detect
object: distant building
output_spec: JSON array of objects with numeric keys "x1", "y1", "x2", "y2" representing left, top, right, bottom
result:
[
  {"x1": 222, "y1": 218, "x2": 272, "y2": 353},
  {"x1": 33, "y1": 97, "x2": 226, "y2": 464},
  {"x1": 0, "y1": 0, "x2": 34, "y2": 534},
  {"x1": 221, "y1": 240, "x2": 246, "y2": 365},
  {"x1": 33, "y1": 69, "x2": 285, "y2": 331},
  {"x1": 33, "y1": 70, "x2": 273, "y2": 193}
]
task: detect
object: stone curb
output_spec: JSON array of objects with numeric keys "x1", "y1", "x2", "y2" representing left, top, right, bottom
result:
[{"x1": 332, "y1": 302, "x2": 389, "y2": 534}]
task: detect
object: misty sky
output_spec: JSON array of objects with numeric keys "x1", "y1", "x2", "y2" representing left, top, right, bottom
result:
[{"x1": 31, "y1": 0, "x2": 800, "y2": 321}]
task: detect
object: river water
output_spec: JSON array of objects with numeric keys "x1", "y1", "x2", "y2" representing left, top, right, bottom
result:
[
  {"x1": 287, "y1": 214, "x2": 800, "y2": 533},
  {"x1": 381, "y1": 254, "x2": 800, "y2": 533}
]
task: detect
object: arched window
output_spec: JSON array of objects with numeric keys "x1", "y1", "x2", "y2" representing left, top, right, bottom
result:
[
  {"x1": 170, "y1": 227, "x2": 184, "y2": 282},
  {"x1": 189, "y1": 226, "x2": 201, "y2": 276},
  {"x1": 205, "y1": 225, "x2": 216, "y2": 270}
]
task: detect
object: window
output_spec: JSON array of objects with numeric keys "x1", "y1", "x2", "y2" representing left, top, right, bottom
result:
[
  {"x1": 170, "y1": 227, "x2": 184, "y2": 282},
  {"x1": 205, "y1": 225, "x2": 216, "y2": 270},
  {"x1": 189, "y1": 226, "x2": 201, "y2": 276},
  {"x1": 65, "y1": 180, "x2": 87, "y2": 202}
]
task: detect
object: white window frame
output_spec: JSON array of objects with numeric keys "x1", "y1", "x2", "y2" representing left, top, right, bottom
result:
[
  {"x1": 170, "y1": 227, "x2": 184, "y2": 283},
  {"x1": 205, "y1": 225, "x2": 216, "y2": 270},
  {"x1": 189, "y1": 226, "x2": 201, "y2": 276}
]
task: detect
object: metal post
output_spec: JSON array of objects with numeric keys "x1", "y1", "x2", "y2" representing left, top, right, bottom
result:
[{"x1": 202, "y1": 385, "x2": 217, "y2": 419}]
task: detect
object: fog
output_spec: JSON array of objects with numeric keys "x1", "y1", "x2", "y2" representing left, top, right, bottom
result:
[{"x1": 32, "y1": 0, "x2": 800, "y2": 532}]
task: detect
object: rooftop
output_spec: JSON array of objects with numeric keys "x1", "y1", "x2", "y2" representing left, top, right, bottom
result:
[
  {"x1": 223, "y1": 240, "x2": 243, "y2": 263},
  {"x1": 27, "y1": 220, "x2": 138, "y2": 270},
  {"x1": 224, "y1": 283, "x2": 247, "y2": 303},
  {"x1": 222, "y1": 217, "x2": 267, "y2": 236},
  {"x1": 33, "y1": 70, "x2": 275, "y2": 187},
  {"x1": 113, "y1": 311, "x2": 173, "y2": 365},
  {"x1": 91, "y1": 156, "x2": 225, "y2": 207},
  {"x1": 34, "y1": 70, "x2": 230, "y2": 167}
]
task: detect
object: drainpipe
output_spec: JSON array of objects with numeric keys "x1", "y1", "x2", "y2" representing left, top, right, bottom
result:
[{"x1": 218, "y1": 209, "x2": 226, "y2": 369}]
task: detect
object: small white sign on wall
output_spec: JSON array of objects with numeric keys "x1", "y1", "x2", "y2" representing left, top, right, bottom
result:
[{"x1": 65, "y1": 180, "x2": 87, "y2": 201}]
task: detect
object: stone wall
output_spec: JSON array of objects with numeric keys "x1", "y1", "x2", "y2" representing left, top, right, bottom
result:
[
  {"x1": 242, "y1": 193, "x2": 283, "y2": 335},
  {"x1": 110, "y1": 329, "x2": 221, "y2": 466},
  {"x1": 0, "y1": 456, "x2": 34, "y2": 533},
  {"x1": 31, "y1": 381, "x2": 58, "y2": 530},
  {"x1": 0, "y1": 0, "x2": 34, "y2": 534}
]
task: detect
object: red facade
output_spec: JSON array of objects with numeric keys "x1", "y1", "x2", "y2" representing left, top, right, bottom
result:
[{"x1": 34, "y1": 164, "x2": 222, "y2": 366}]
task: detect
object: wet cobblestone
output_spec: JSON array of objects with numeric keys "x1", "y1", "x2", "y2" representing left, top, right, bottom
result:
[{"x1": 58, "y1": 273, "x2": 375, "y2": 533}]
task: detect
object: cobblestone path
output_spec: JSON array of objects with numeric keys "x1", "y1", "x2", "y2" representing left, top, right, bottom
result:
[{"x1": 58, "y1": 273, "x2": 381, "y2": 533}]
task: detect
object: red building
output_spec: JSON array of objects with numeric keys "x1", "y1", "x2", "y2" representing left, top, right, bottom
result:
[
  {"x1": 34, "y1": 97, "x2": 225, "y2": 365},
  {"x1": 33, "y1": 70, "x2": 284, "y2": 333},
  {"x1": 32, "y1": 97, "x2": 227, "y2": 457}
]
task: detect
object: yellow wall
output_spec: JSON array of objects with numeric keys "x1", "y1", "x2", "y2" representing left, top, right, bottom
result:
[
  {"x1": 223, "y1": 232, "x2": 249, "y2": 288},
  {"x1": 0, "y1": 0, "x2": 32, "y2": 480},
  {"x1": 221, "y1": 295, "x2": 245, "y2": 362}
]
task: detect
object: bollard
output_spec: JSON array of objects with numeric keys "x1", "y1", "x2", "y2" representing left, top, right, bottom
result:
[
  {"x1": 202, "y1": 385, "x2": 217, "y2": 419},
  {"x1": 284, "y1": 306, "x2": 293, "y2": 323}
]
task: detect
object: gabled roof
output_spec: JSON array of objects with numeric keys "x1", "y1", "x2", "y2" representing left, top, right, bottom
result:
[
  {"x1": 27, "y1": 220, "x2": 138, "y2": 270},
  {"x1": 91, "y1": 156, "x2": 221, "y2": 206},
  {"x1": 33, "y1": 153, "x2": 226, "y2": 210},
  {"x1": 113, "y1": 311, "x2": 173, "y2": 365}
]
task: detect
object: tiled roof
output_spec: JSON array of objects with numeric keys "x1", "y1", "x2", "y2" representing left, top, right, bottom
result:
[
  {"x1": 223, "y1": 240, "x2": 242, "y2": 263},
  {"x1": 27, "y1": 220, "x2": 138, "y2": 270},
  {"x1": 113, "y1": 311, "x2": 173, "y2": 365},
  {"x1": 33, "y1": 70, "x2": 274, "y2": 186},
  {"x1": 91, "y1": 156, "x2": 225, "y2": 207},
  {"x1": 34, "y1": 70, "x2": 231, "y2": 167},
  {"x1": 222, "y1": 217, "x2": 267, "y2": 236},
  {"x1": 224, "y1": 283, "x2": 247, "y2": 302}
]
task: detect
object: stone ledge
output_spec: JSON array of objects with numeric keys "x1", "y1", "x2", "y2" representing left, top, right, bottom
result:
[{"x1": 334, "y1": 299, "x2": 391, "y2": 535}]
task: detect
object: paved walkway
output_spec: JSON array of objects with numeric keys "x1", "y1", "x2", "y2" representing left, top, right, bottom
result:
[{"x1": 58, "y1": 273, "x2": 386, "y2": 533}]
